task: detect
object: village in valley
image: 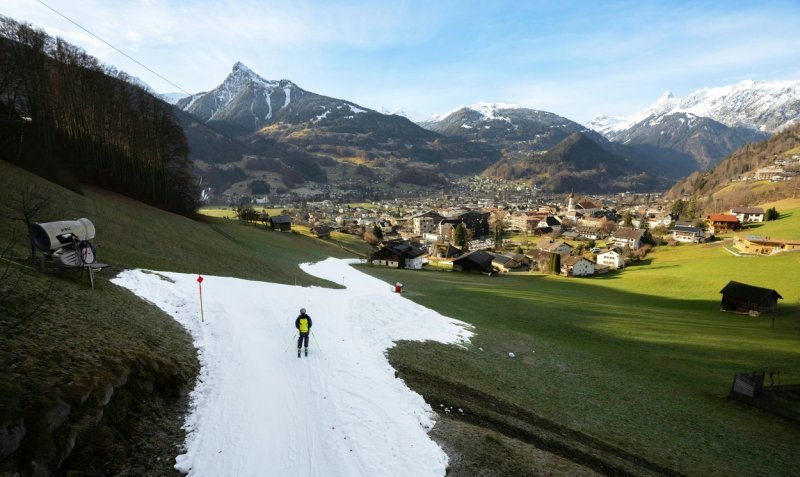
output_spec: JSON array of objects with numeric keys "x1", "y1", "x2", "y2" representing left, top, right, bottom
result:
[{"x1": 210, "y1": 174, "x2": 798, "y2": 280}]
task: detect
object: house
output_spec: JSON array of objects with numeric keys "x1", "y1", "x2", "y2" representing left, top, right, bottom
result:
[
  {"x1": 576, "y1": 226, "x2": 602, "y2": 241},
  {"x1": 269, "y1": 215, "x2": 292, "y2": 232},
  {"x1": 610, "y1": 227, "x2": 647, "y2": 249},
  {"x1": 452, "y1": 250, "x2": 496, "y2": 275},
  {"x1": 525, "y1": 249, "x2": 556, "y2": 272},
  {"x1": 575, "y1": 200, "x2": 601, "y2": 216},
  {"x1": 670, "y1": 225, "x2": 705, "y2": 243},
  {"x1": 560, "y1": 255, "x2": 595, "y2": 276},
  {"x1": 730, "y1": 207, "x2": 765, "y2": 223},
  {"x1": 537, "y1": 238, "x2": 572, "y2": 254},
  {"x1": 720, "y1": 281, "x2": 782, "y2": 315},
  {"x1": 734, "y1": 236, "x2": 800, "y2": 255},
  {"x1": 412, "y1": 212, "x2": 443, "y2": 235},
  {"x1": 511, "y1": 213, "x2": 543, "y2": 232},
  {"x1": 431, "y1": 243, "x2": 462, "y2": 259},
  {"x1": 309, "y1": 224, "x2": 331, "y2": 239},
  {"x1": 596, "y1": 247, "x2": 624, "y2": 269},
  {"x1": 708, "y1": 214, "x2": 741, "y2": 234},
  {"x1": 488, "y1": 253, "x2": 527, "y2": 272},
  {"x1": 442, "y1": 211, "x2": 491, "y2": 239},
  {"x1": 370, "y1": 241, "x2": 426, "y2": 269}
]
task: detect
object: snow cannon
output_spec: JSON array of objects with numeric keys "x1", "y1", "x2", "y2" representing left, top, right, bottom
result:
[
  {"x1": 29, "y1": 218, "x2": 95, "y2": 252},
  {"x1": 29, "y1": 218, "x2": 97, "y2": 268}
]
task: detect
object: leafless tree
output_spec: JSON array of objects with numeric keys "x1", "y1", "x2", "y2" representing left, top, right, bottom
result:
[{"x1": 1, "y1": 185, "x2": 55, "y2": 260}]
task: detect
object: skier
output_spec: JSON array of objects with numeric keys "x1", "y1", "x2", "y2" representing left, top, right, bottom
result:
[{"x1": 295, "y1": 308, "x2": 312, "y2": 357}]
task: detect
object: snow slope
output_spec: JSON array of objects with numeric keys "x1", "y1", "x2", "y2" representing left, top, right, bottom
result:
[{"x1": 111, "y1": 258, "x2": 472, "y2": 476}]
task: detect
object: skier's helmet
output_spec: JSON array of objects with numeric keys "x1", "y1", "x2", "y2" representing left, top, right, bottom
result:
[{"x1": 300, "y1": 308, "x2": 306, "y2": 314}]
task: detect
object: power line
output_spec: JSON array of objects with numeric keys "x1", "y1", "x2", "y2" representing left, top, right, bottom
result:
[{"x1": 34, "y1": 0, "x2": 192, "y2": 95}]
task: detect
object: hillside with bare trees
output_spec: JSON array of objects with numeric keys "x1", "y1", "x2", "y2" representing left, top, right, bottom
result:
[{"x1": 0, "y1": 16, "x2": 198, "y2": 217}]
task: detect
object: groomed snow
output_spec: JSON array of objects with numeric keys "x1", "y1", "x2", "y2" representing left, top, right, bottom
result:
[{"x1": 111, "y1": 258, "x2": 472, "y2": 476}]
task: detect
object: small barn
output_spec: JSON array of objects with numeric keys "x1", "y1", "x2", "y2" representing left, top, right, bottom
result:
[
  {"x1": 310, "y1": 225, "x2": 331, "y2": 239},
  {"x1": 452, "y1": 250, "x2": 496, "y2": 275},
  {"x1": 269, "y1": 215, "x2": 292, "y2": 232},
  {"x1": 720, "y1": 281, "x2": 782, "y2": 315}
]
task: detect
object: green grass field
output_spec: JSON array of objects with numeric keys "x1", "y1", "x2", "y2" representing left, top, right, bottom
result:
[{"x1": 359, "y1": 211, "x2": 800, "y2": 476}]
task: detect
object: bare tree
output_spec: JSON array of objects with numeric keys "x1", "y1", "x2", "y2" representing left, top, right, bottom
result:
[{"x1": 1, "y1": 185, "x2": 55, "y2": 260}]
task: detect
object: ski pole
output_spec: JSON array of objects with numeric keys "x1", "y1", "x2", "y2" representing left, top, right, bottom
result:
[
  {"x1": 311, "y1": 330, "x2": 322, "y2": 351},
  {"x1": 285, "y1": 331, "x2": 298, "y2": 352}
]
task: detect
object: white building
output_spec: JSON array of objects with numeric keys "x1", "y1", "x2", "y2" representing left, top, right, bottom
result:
[{"x1": 596, "y1": 248, "x2": 624, "y2": 269}]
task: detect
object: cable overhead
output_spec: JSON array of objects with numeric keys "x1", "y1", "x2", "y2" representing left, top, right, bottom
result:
[{"x1": 34, "y1": 0, "x2": 191, "y2": 96}]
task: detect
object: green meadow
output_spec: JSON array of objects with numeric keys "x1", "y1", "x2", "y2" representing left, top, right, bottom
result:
[{"x1": 359, "y1": 214, "x2": 800, "y2": 475}]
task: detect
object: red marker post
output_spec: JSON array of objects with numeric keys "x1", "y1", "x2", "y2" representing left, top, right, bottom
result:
[{"x1": 197, "y1": 275, "x2": 205, "y2": 322}]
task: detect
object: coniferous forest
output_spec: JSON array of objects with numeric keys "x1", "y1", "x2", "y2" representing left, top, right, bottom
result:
[{"x1": 0, "y1": 16, "x2": 198, "y2": 217}]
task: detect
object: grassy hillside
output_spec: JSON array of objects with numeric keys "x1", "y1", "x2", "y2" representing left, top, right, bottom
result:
[
  {"x1": 0, "y1": 160, "x2": 351, "y2": 475},
  {"x1": 360, "y1": 215, "x2": 800, "y2": 475}
]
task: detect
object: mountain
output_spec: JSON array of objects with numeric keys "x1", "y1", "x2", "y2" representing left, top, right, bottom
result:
[
  {"x1": 420, "y1": 102, "x2": 607, "y2": 150},
  {"x1": 174, "y1": 63, "x2": 500, "y2": 195},
  {"x1": 483, "y1": 132, "x2": 659, "y2": 193},
  {"x1": 666, "y1": 122, "x2": 800, "y2": 204},
  {"x1": 589, "y1": 80, "x2": 800, "y2": 169},
  {"x1": 591, "y1": 80, "x2": 800, "y2": 135},
  {"x1": 603, "y1": 111, "x2": 768, "y2": 169}
]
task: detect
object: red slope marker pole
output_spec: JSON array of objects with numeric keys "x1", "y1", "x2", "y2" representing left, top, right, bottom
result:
[{"x1": 197, "y1": 275, "x2": 205, "y2": 322}]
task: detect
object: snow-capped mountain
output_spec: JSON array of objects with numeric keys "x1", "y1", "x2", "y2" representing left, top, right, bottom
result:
[
  {"x1": 420, "y1": 102, "x2": 605, "y2": 150},
  {"x1": 590, "y1": 79, "x2": 800, "y2": 135},
  {"x1": 587, "y1": 80, "x2": 799, "y2": 169},
  {"x1": 176, "y1": 62, "x2": 379, "y2": 135}
]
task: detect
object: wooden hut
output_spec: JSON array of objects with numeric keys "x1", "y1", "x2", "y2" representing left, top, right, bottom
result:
[{"x1": 719, "y1": 281, "x2": 782, "y2": 315}]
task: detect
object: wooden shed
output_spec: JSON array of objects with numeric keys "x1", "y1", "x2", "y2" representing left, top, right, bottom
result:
[
  {"x1": 452, "y1": 250, "x2": 496, "y2": 275},
  {"x1": 269, "y1": 215, "x2": 292, "y2": 232},
  {"x1": 720, "y1": 281, "x2": 782, "y2": 315}
]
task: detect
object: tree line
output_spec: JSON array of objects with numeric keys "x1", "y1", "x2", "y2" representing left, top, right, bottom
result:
[{"x1": 0, "y1": 16, "x2": 198, "y2": 217}]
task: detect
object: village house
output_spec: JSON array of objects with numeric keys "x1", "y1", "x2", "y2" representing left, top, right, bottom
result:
[
  {"x1": 754, "y1": 166, "x2": 788, "y2": 181},
  {"x1": 720, "y1": 281, "x2": 782, "y2": 315},
  {"x1": 730, "y1": 207, "x2": 765, "y2": 223},
  {"x1": 560, "y1": 255, "x2": 595, "y2": 277},
  {"x1": 576, "y1": 226, "x2": 603, "y2": 241},
  {"x1": 733, "y1": 236, "x2": 800, "y2": 255},
  {"x1": 708, "y1": 214, "x2": 741, "y2": 234},
  {"x1": 510, "y1": 212, "x2": 543, "y2": 232},
  {"x1": 575, "y1": 199, "x2": 601, "y2": 216},
  {"x1": 525, "y1": 249, "x2": 555, "y2": 272},
  {"x1": 489, "y1": 252, "x2": 529, "y2": 272},
  {"x1": 452, "y1": 250, "x2": 496, "y2": 275},
  {"x1": 369, "y1": 241, "x2": 426, "y2": 269},
  {"x1": 670, "y1": 225, "x2": 705, "y2": 243},
  {"x1": 412, "y1": 211, "x2": 443, "y2": 235},
  {"x1": 596, "y1": 247, "x2": 624, "y2": 269},
  {"x1": 610, "y1": 227, "x2": 648, "y2": 249},
  {"x1": 537, "y1": 237, "x2": 572, "y2": 254}
]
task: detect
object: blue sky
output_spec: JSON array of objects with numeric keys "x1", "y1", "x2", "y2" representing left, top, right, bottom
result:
[{"x1": 4, "y1": 0, "x2": 800, "y2": 123}]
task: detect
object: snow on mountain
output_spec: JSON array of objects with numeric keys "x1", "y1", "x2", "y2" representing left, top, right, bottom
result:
[
  {"x1": 421, "y1": 102, "x2": 606, "y2": 151},
  {"x1": 160, "y1": 92, "x2": 189, "y2": 104},
  {"x1": 175, "y1": 62, "x2": 301, "y2": 131},
  {"x1": 112, "y1": 258, "x2": 472, "y2": 476},
  {"x1": 590, "y1": 79, "x2": 800, "y2": 135}
]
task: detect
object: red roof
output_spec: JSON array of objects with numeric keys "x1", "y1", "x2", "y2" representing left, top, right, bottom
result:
[{"x1": 710, "y1": 214, "x2": 739, "y2": 223}]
